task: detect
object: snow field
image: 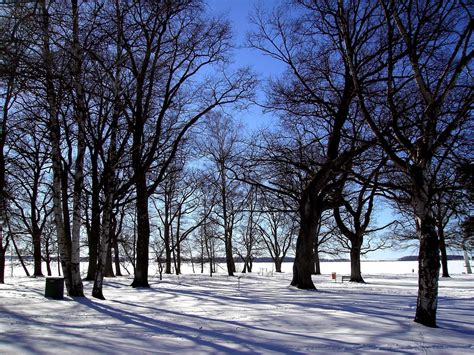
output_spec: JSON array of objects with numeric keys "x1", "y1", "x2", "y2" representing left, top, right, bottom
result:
[{"x1": 0, "y1": 260, "x2": 473, "y2": 354}]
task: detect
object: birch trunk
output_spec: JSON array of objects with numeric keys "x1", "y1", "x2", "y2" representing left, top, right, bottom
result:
[
  {"x1": 92, "y1": 188, "x2": 113, "y2": 300},
  {"x1": 413, "y1": 173, "x2": 440, "y2": 328}
]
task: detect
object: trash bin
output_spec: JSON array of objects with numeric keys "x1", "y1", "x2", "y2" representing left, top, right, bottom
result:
[
  {"x1": 45, "y1": 277, "x2": 64, "y2": 299},
  {"x1": 331, "y1": 272, "x2": 337, "y2": 281}
]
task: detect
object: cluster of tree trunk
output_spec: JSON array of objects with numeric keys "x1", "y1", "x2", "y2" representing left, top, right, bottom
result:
[{"x1": 0, "y1": 1, "x2": 254, "y2": 297}]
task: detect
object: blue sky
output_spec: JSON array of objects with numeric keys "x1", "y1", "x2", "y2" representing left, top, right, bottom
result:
[
  {"x1": 204, "y1": 0, "x2": 286, "y2": 131},
  {"x1": 204, "y1": 1, "x2": 416, "y2": 260}
]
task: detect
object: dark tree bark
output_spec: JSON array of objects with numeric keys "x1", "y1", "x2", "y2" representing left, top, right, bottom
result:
[
  {"x1": 131, "y1": 170, "x2": 150, "y2": 287},
  {"x1": 291, "y1": 195, "x2": 319, "y2": 289},
  {"x1": 313, "y1": 243, "x2": 321, "y2": 275},
  {"x1": 438, "y1": 226, "x2": 450, "y2": 278},
  {"x1": 113, "y1": 230, "x2": 123, "y2": 277},
  {"x1": 0, "y1": 227, "x2": 7, "y2": 284}
]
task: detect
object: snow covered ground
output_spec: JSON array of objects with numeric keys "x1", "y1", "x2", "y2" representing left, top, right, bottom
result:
[{"x1": 1, "y1": 260, "x2": 473, "y2": 354}]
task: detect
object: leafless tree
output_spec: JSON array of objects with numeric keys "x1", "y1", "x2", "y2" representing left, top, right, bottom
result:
[
  {"x1": 336, "y1": 0, "x2": 472, "y2": 326},
  {"x1": 7, "y1": 116, "x2": 53, "y2": 277},
  {"x1": 334, "y1": 158, "x2": 393, "y2": 282},
  {"x1": 196, "y1": 113, "x2": 248, "y2": 276},
  {"x1": 102, "y1": 1, "x2": 255, "y2": 288},
  {"x1": 257, "y1": 194, "x2": 297, "y2": 273},
  {"x1": 249, "y1": 3, "x2": 372, "y2": 289}
]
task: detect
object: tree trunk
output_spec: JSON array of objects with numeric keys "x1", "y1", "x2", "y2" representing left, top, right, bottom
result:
[
  {"x1": 413, "y1": 177, "x2": 440, "y2": 328},
  {"x1": 105, "y1": 242, "x2": 115, "y2": 277},
  {"x1": 225, "y1": 233, "x2": 234, "y2": 276},
  {"x1": 0, "y1": 251, "x2": 4, "y2": 283},
  {"x1": 85, "y1": 155, "x2": 100, "y2": 281},
  {"x1": 0, "y1": 234, "x2": 6, "y2": 284},
  {"x1": 46, "y1": 257, "x2": 52, "y2": 276},
  {"x1": 313, "y1": 242, "x2": 321, "y2": 275},
  {"x1": 131, "y1": 171, "x2": 150, "y2": 288},
  {"x1": 164, "y1": 220, "x2": 172, "y2": 274},
  {"x1": 291, "y1": 196, "x2": 318, "y2": 289},
  {"x1": 437, "y1": 226, "x2": 450, "y2": 278},
  {"x1": 463, "y1": 247, "x2": 472, "y2": 274},
  {"x1": 32, "y1": 228, "x2": 43, "y2": 277},
  {"x1": 31, "y1": 183, "x2": 43, "y2": 277},
  {"x1": 44, "y1": 236, "x2": 52, "y2": 276},
  {"x1": 176, "y1": 241, "x2": 181, "y2": 275},
  {"x1": 350, "y1": 238, "x2": 364, "y2": 282},
  {"x1": 113, "y1": 235, "x2": 123, "y2": 277},
  {"x1": 92, "y1": 188, "x2": 114, "y2": 299},
  {"x1": 274, "y1": 258, "x2": 282, "y2": 273},
  {"x1": 200, "y1": 241, "x2": 204, "y2": 274}
]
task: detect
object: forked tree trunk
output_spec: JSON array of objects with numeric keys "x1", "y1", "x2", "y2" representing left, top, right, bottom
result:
[
  {"x1": 413, "y1": 177, "x2": 440, "y2": 328},
  {"x1": 291, "y1": 196, "x2": 318, "y2": 289}
]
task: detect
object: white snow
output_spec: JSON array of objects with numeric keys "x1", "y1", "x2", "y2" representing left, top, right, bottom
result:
[{"x1": 1, "y1": 260, "x2": 473, "y2": 354}]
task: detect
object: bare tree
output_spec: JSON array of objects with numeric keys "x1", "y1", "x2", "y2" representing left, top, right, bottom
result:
[
  {"x1": 236, "y1": 186, "x2": 262, "y2": 273},
  {"x1": 7, "y1": 117, "x2": 52, "y2": 277},
  {"x1": 107, "y1": 1, "x2": 254, "y2": 288},
  {"x1": 337, "y1": 0, "x2": 472, "y2": 326},
  {"x1": 197, "y1": 113, "x2": 248, "y2": 276},
  {"x1": 257, "y1": 194, "x2": 297, "y2": 273},
  {"x1": 333, "y1": 157, "x2": 392, "y2": 282},
  {"x1": 249, "y1": 3, "x2": 373, "y2": 289}
]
